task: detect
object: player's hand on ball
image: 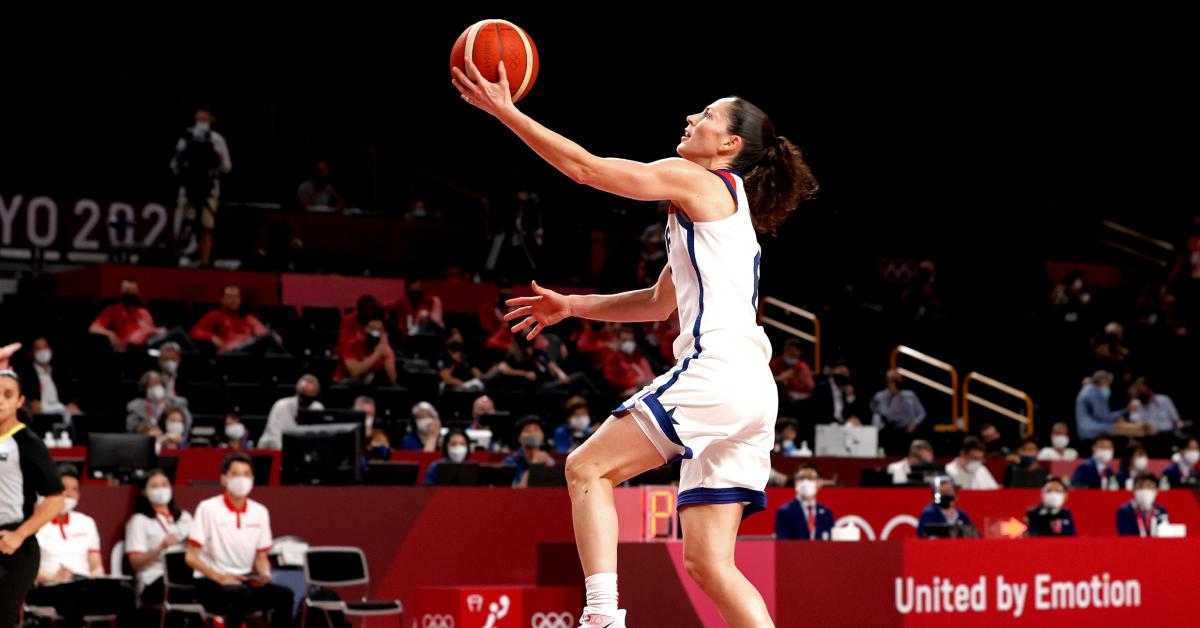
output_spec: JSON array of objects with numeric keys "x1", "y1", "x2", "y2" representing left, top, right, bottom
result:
[
  {"x1": 452, "y1": 58, "x2": 514, "y2": 119},
  {"x1": 504, "y1": 281, "x2": 570, "y2": 341}
]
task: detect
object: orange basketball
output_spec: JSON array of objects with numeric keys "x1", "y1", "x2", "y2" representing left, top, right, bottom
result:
[{"x1": 450, "y1": 19, "x2": 539, "y2": 103}]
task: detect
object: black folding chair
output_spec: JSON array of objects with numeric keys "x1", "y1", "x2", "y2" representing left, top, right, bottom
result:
[
  {"x1": 161, "y1": 550, "x2": 263, "y2": 628},
  {"x1": 302, "y1": 547, "x2": 402, "y2": 627}
]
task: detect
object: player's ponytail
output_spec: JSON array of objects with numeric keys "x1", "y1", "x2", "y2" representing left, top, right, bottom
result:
[{"x1": 727, "y1": 97, "x2": 819, "y2": 235}]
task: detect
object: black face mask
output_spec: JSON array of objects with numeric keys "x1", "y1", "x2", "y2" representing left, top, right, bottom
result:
[
  {"x1": 121, "y1": 294, "x2": 142, "y2": 307},
  {"x1": 447, "y1": 342, "x2": 464, "y2": 353},
  {"x1": 936, "y1": 494, "x2": 956, "y2": 510},
  {"x1": 364, "y1": 331, "x2": 382, "y2": 352},
  {"x1": 832, "y1": 374, "x2": 850, "y2": 386},
  {"x1": 408, "y1": 291, "x2": 424, "y2": 306},
  {"x1": 297, "y1": 393, "x2": 316, "y2": 408}
]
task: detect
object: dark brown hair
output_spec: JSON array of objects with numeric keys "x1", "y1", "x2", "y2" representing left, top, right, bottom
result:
[{"x1": 725, "y1": 97, "x2": 819, "y2": 235}]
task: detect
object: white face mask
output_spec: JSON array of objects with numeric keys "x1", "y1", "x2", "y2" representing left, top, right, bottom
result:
[
  {"x1": 1051, "y1": 434, "x2": 1070, "y2": 450},
  {"x1": 225, "y1": 423, "x2": 246, "y2": 440},
  {"x1": 570, "y1": 415, "x2": 590, "y2": 431},
  {"x1": 1093, "y1": 449, "x2": 1113, "y2": 464},
  {"x1": 1042, "y1": 491, "x2": 1065, "y2": 511},
  {"x1": 226, "y1": 476, "x2": 254, "y2": 498},
  {"x1": 34, "y1": 349, "x2": 52, "y2": 365},
  {"x1": 166, "y1": 422, "x2": 185, "y2": 436},
  {"x1": 1184, "y1": 450, "x2": 1200, "y2": 466},
  {"x1": 148, "y1": 487, "x2": 173, "y2": 506},
  {"x1": 147, "y1": 385, "x2": 166, "y2": 401},
  {"x1": 620, "y1": 340, "x2": 636, "y2": 355},
  {"x1": 795, "y1": 479, "x2": 818, "y2": 500},
  {"x1": 1132, "y1": 456, "x2": 1149, "y2": 472},
  {"x1": 416, "y1": 417, "x2": 434, "y2": 433},
  {"x1": 63, "y1": 497, "x2": 78, "y2": 514},
  {"x1": 162, "y1": 360, "x2": 179, "y2": 375},
  {"x1": 1134, "y1": 488, "x2": 1157, "y2": 510},
  {"x1": 447, "y1": 445, "x2": 469, "y2": 463},
  {"x1": 783, "y1": 356, "x2": 798, "y2": 366},
  {"x1": 964, "y1": 460, "x2": 982, "y2": 474}
]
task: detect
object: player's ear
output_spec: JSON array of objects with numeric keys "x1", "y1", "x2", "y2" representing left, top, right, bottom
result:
[{"x1": 721, "y1": 134, "x2": 742, "y2": 155}]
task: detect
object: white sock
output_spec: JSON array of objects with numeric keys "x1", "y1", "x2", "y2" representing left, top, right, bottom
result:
[{"x1": 584, "y1": 572, "x2": 619, "y2": 615}]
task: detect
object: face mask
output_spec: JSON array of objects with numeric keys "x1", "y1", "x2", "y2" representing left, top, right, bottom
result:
[
  {"x1": 63, "y1": 497, "x2": 78, "y2": 514},
  {"x1": 408, "y1": 291, "x2": 425, "y2": 306},
  {"x1": 162, "y1": 360, "x2": 179, "y2": 375},
  {"x1": 781, "y1": 439, "x2": 795, "y2": 451},
  {"x1": 620, "y1": 340, "x2": 636, "y2": 355},
  {"x1": 1019, "y1": 455, "x2": 1036, "y2": 467},
  {"x1": 570, "y1": 415, "x2": 590, "y2": 432},
  {"x1": 795, "y1": 479, "x2": 818, "y2": 500},
  {"x1": 1093, "y1": 449, "x2": 1113, "y2": 464},
  {"x1": 783, "y1": 356, "x2": 798, "y2": 366},
  {"x1": 193, "y1": 121, "x2": 211, "y2": 134},
  {"x1": 1132, "y1": 456, "x2": 1149, "y2": 472},
  {"x1": 225, "y1": 423, "x2": 246, "y2": 440},
  {"x1": 832, "y1": 374, "x2": 850, "y2": 386},
  {"x1": 1052, "y1": 434, "x2": 1070, "y2": 449},
  {"x1": 1042, "y1": 491, "x2": 1065, "y2": 510},
  {"x1": 166, "y1": 422, "x2": 185, "y2": 436},
  {"x1": 1099, "y1": 387, "x2": 1112, "y2": 401},
  {"x1": 297, "y1": 393, "x2": 316, "y2": 408},
  {"x1": 147, "y1": 385, "x2": 166, "y2": 401},
  {"x1": 416, "y1": 417, "x2": 434, "y2": 433},
  {"x1": 226, "y1": 476, "x2": 254, "y2": 498},
  {"x1": 936, "y1": 493, "x2": 955, "y2": 510},
  {"x1": 34, "y1": 349, "x2": 52, "y2": 365},
  {"x1": 448, "y1": 445, "x2": 469, "y2": 463},
  {"x1": 1134, "y1": 488, "x2": 1157, "y2": 510},
  {"x1": 369, "y1": 445, "x2": 391, "y2": 459},
  {"x1": 121, "y1": 294, "x2": 142, "y2": 307},
  {"x1": 148, "y1": 487, "x2": 173, "y2": 506},
  {"x1": 1184, "y1": 450, "x2": 1200, "y2": 466},
  {"x1": 520, "y1": 434, "x2": 544, "y2": 449},
  {"x1": 447, "y1": 342, "x2": 464, "y2": 353},
  {"x1": 964, "y1": 460, "x2": 982, "y2": 474}
]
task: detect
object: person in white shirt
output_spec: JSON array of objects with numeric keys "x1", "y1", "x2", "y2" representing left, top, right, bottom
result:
[
  {"x1": 944, "y1": 436, "x2": 999, "y2": 490},
  {"x1": 20, "y1": 337, "x2": 82, "y2": 418},
  {"x1": 185, "y1": 453, "x2": 292, "y2": 628},
  {"x1": 124, "y1": 468, "x2": 193, "y2": 606},
  {"x1": 887, "y1": 439, "x2": 936, "y2": 484},
  {"x1": 258, "y1": 374, "x2": 323, "y2": 450},
  {"x1": 28, "y1": 465, "x2": 134, "y2": 624},
  {"x1": 1037, "y1": 422, "x2": 1079, "y2": 461}
]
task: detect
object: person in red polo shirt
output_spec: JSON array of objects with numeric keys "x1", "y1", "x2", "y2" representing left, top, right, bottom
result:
[
  {"x1": 88, "y1": 280, "x2": 165, "y2": 352},
  {"x1": 602, "y1": 327, "x2": 655, "y2": 396},
  {"x1": 186, "y1": 453, "x2": 292, "y2": 628},
  {"x1": 333, "y1": 317, "x2": 397, "y2": 387},
  {"x1": 189, "y1": 285, "x2": 286, "y2": 355}
]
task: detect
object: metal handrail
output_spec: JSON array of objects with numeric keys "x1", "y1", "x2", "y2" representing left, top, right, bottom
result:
[
  {"x1": 889, "y1": 345, "x2": 960, "y2": 430},
  {"x1": 760, "y1": 296, "x2": 821, "y2": 371},
  {"x1": 963, "y1": 371, "x2": 1034, "y2": 436}
]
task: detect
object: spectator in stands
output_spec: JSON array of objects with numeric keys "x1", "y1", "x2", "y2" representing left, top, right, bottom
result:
[
  {"x1": 170, "y1": 108, "x2": 231, "y2": 266},
  {"x1": 296, "y1": 160, "x2": 346, "y2": 212},
  {"x1": 125, "y1": 469, "x2": 194, "y2": 608},
  {"x1": 552, "y1": 396, "x2": 594, "y2": 454},
  {"x1": 398, "y1": 280, "x2": 444, "y2": 336},
  {"x1": 917, "y1": 477, "x2": 976, "y2": 538},
  {"x1": 500, "y1": 335, "x2": 599, "y2": 395},
  {"x1": 340, "y1": 295, "x2": 382, "y2": 347},
  {"x1": 978, "y1": 423, "x2": 1010, "y2": 458},
  {"x1": 1037, "y1": 422, "x2": 1079, "y2": 461},
  {"x1": 1003, "y1": 438, "x2": 1046, "y2": 487},
  {"x1": 775, "y1": 464, "x2": 834, "y2": 541},
  {"x1": 771, "y1": 339, "x2": 816, "y2": 404},
  {"x1": 602, "y1": 327, "x2": 656, "y2": 396},
  {"x1": 1127, "y1": 377, "x2": 1182, "y2": 435},
  {"x1": 436, "y1": 328, "x2": 487, "y2": 393},
  {"x1": 258, "y1": 374, "x2": 323, "y2": 450},
  {"x1": 190, "y1": 285, "x2": 286, "y2": 355},
  {"x1": 157, "y1": 342, "x2": 185, "y2": 398},
  {"x1": 1025, "y1": 476, "x2": 1076, "y2": 537},
  {"x1": 185, "y1": 453, "x2": 293, "y2": 628},
  {"x1": 18, "y1": 336, "x2": 81, "y2": 418},
  {"x1": 636, "y1": 224, "x2": 667, "y2": 289},
  {"x1": 353, "y1": 396, "x2": 380, "y2": 435},
  {"x1": 484, "y1": 186, "x2": 544, "y2": 279},
  {"x1": 29, "y1": 465, "x2": 134, "y2": 626},
  {"x1": 1092, "y1": 322, "x2": 1132, "y2": 384},
  {"x1": 361, "y1": 429, "x2": 393, "y2": 476},
  {"x1": 222, "y1": 412, "x2": 251, "y2": 450},
  {"x1": 888, "y1": 439, "x2": 936, "y2": 484},
  {"x1": 401, "y1": 402, "x2": 442, "y2": 452},
  {"x1": 1116, "y1": 473, "x2": 1168, "y2": 537},
  {"x1": 1071, "y1": 434, "x2": 1116, "y2": 489},
  {"x1": 425, "y1": 428, "x2": 471, "y2": 485},
  {"x1": 1116, "y1": 442, "x2": 1150, "y2": 491},
  {"x1": 642, "y1": 315, "x2": 680, "y2": 367},
  {"x1": 1163, "y1": 437, "x2": 1200, "y2": 487},
  {"x1": 773, "y1": 418, "x2": 801, "y2": 456},
  {"x1": 1075, "y1": 370, "x2": 1135, "y2": 441},
  {"x1": 1050, "y1": 269, "x2": 1091, "y2": 325},
  {"x1": 944, "y1": 436, "x2": 999, "y2": 490},
  {"x1": 159, "y1": 406, "x2": 191, "y2": 449},
  {"x1": 573, "y1": 320, "x2": 619, "y2": 368},
  {"x1": 504, "y1": 415, "x2": 556, "y2": 487},
  {"x1": 88, "y1": 279, "x2": 189, "y2": 352},
  {"x1": 870, "y1": 369, "x2": 927, "y2": 454},
  {"x1": 333, "y1": 317, "x2": 398, "y2": 387},
  {"x1": 126, "y1": 370, "x2": 192, "y2": 435},
  {"x1": 470, "y1": 394, "x2": 497, "y2": 429},
  {"x1": 809, "y1": 360, "x2": 862, "y2": 425}
]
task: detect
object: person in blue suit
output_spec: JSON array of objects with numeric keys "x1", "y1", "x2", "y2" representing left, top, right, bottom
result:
[
  {"x1": 424, "y1": 428, "x2": 471, "y2": 485},
  {"x1": 1116, "y1": 473, "x2": 1169, "y2": 537},
  {"x1": 1025, "y1": 476, "x2": 1076, "y2": 536},
  {"x1": 918, "y1": 477, "x2": 975, "y2": 538},
  {"x1": 1163, "y1": 437, "x2": 1200, "y2": 488},
  {"x1": 1071, "y1": 434, "x2": 1116, "y2": 489},
  {"x1": 775, "y1": 464, "x2": 835, "y2": 540}
]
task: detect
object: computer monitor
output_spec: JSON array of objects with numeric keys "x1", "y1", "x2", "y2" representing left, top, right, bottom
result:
[
  {"x1": 1010, "y1": 466, "x2": 1049, "y2": 488},
  {"x1": 923, "y1": 522, "x2": 978, "y2": 539},
  {"x1": 296, "y1": 409, "x2": 366, "y2": 427},
  {"x1": 281, "y1": 424, "x2": 362, "y2": 485},
  {"x1": 432, "y1": 462, "x2": 480, "y2": 486},
  {"x1": 478, "y1": 464, "x2": 517, "y2": 487},
  {"x1": 906, "y1": 462, "x2": 945, "y2": 486},
  {"x1": 364, "y1": 462, "x2": 420, "y2": 486},
  {"x1": 526, "y1": 463, "x2": 567, "y2": 487},
  {"x1": 87, "y1": 433, "x2": 157, "y2": 478}
]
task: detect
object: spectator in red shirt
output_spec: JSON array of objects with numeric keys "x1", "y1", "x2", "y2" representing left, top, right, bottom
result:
[
  {"x1": 339, "y1": 295, "x2": 383, "y2": 349},
  {"x1": 771, "y1": 338, "x2": 816, "y2": 402},
  {"x1": 88, "y1": 279, "x2": 193, "y2": 352},
  {"x1": 602, "y1": 327, "x2": 656, "y2": 396},
  {"x1": 573, "y1": 320, "x2": 619, "y2": 368},
  {"x1": 189, "y1": 285, "x2": 286, "y2": 355},
  {"x1": 397, "y1": 280, "x2": 444, "y2": 336},
  {"x1": 333, "y1": 318, "x2": 398, "y2": 386}
]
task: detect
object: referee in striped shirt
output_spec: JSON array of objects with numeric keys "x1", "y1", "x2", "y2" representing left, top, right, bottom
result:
[{"x1": 0, "y1": 343, "x2": 66, "y2": 628}]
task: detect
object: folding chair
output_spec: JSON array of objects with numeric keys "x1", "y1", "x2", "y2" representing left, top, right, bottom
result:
[
  {"x1": 301, "y1": 547, "x2": 402, "y2": 627},
  {"x1": 161, "y1": 550, "x2": 264, "y2": 628}
]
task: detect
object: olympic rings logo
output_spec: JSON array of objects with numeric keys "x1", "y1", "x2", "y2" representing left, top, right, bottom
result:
[
  {"x1": 421, "y1": 614, "x2": 455, "y2": 628},
  {"x1": 531, "y1": 612, "x2": 575, "y2": 628}
]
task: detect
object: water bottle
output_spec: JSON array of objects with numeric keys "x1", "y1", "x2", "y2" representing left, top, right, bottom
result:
[
  {"x1": 43, "y1": 430, "x2": 58, "y2": 449},
  {"x1": 797, "y1": 440, "x2": 813, "y2": 457},
  {"x1": 57, "y1": 431, "x2": 72, "y2": 448}
]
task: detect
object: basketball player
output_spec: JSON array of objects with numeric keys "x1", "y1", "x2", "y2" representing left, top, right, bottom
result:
[{"x1": 454, "y1": 60, "x2": 817, "y2": 627}]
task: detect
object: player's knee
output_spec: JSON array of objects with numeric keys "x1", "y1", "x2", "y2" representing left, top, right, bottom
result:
[
  {"x1": 683, "y1": 553, "x2": 720, "y2": 588},
  {"x1": 564, "y1": 449, "x2": 593, "y2": 486}
]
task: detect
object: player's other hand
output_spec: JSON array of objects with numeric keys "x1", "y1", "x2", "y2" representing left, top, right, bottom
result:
[{"x1": 504, "y1": 281, "x2": 570, "y2": 341}]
